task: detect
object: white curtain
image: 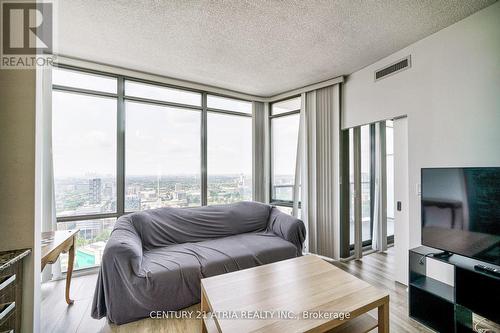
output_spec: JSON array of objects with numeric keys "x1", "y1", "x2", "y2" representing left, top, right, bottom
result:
[
  {"x1": 296, "y1": 84, "x2": 340, "y2": 258},
  {"x1": 372, "y1": 122, "x2": 388, "y2": 251},
  {"x1": 40, "y1": 67, "x2": 60, "y2": 282}
]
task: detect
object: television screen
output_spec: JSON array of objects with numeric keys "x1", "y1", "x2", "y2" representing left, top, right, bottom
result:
[{"x1": 421, "y1": 167, "x2": 500, "y2": 265}]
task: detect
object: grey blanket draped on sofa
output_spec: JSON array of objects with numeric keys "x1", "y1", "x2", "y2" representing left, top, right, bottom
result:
[{"x1": 91, "y1": 201, "x2": 306, "y2": 324}]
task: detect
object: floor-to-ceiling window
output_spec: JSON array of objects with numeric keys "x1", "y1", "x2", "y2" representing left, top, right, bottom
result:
[
  {"x1": 53, "y1": 67, "x2": 119, "y2": 271},
  {"x1": 269, "y1": 97, "x2": 301, "y2": 212},
  {"x1": 53, "y1": 91, "x2": 117, "y2": 217},
  {"x1": 52, "y1": 66, "x2": 253, "y2": 271},
  {"x1": 207, "y1": 95, "x2": 253, "y2": 204},
  {"x1": 123, "y1": 80, "x2": 202, "y2": 211},
  {"x1": 125, "y1": 102, "x2": 202, "y2": 210}
]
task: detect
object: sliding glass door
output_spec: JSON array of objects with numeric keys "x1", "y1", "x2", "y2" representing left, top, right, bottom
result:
[
  {"x1": 386, "y1": 120, "x2": 395, "y2": 238},
  {"x1": 360, "y1": 125, "x2": 372, "y2": 243},
  {"x1": 343, "y1": 120, "x2": 394, "y2": 258},
  {"x1": 348, "y1": 124, "x2": 373, "y2": 248}
]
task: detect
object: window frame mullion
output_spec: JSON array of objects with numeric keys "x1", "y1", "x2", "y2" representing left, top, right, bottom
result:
[
  {"x1": 116, "y1": 76, "x2": 126, "y2": 217},
  {"x1": 201, "y1": 92, "x2": 208, "y2": 206}
]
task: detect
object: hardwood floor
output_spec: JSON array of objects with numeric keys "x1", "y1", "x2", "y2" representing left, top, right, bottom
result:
[
  {"x1": 331, "y1": 248, "x2": 433, "y2": 333},
  {"x1": 41, "y1": 274, "x2": 201, "y2": 333},
  {"x1": 41, "y1": 248, "x2": 433, "y2": 333}
]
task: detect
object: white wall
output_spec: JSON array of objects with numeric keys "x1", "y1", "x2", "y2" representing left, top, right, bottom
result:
[
  {"x1": 393, "y1": 117, "x2": 409, "y2": 284},
  {"x1": 0, "y1": 69, "x2": 38, "y2": 332},
  {"x1": 343, "y1": 2, "x2": 500, "y2": 283}
]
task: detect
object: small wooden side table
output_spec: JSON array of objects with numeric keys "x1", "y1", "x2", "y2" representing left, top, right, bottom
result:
[{"x1": 41, "y1": 229, "x2": 79, "y2": 305}]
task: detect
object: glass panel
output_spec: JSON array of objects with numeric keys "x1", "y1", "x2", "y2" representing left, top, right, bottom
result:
[
  {"x1": 207, "y1": 95, "x2": 252, "y2": 114},
  {"x1": 386, "y1": 120, "x2": 394, "y2": 236},
  {"x1": 57, "y1": 218, "x2": 116, "y2": 271},
  {"x1": 361, "y1": 125, "x2": 372, "y2": 242},
  {"x1": 53, "y1": 91, "x2": 117, "y2": 217},
  {"x1": 272, "y1": 97, "x2": 301, "y2": 115},
  {"x1": 52, "y1": 67, "x2": 117, "y2": 93},
  {"x1": 125, "y1": 102, "x2": 201, "y2": 210},
  {"x1": 271, "y1": 113, "x2": 300, "y2": 202},
  {"x1": 125, "y1": 80, "x2": 201, "y2": 106},
  {"x1": 207, "y1": 113, "x2": 252, "y2": 204}
]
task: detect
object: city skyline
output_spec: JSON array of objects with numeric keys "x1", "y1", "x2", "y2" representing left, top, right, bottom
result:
[{"x1": 55, "y1": 173, "x2": 255, "y2": 216}]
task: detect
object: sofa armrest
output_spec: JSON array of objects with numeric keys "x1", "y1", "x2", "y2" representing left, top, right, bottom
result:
[
  {"x1": 267, "y1": 207, "x2": 306, "y2": 255},
  {"x1": 92, "y1": 216, "x2": 144, "y2": 320},
  {"x1": 102, "y1": 217, "x2": 144, "y2": 274}
]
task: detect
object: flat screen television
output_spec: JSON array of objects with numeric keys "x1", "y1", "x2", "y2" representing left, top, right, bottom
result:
[{"x1": 421, "y1": 167, "x2": 500, "y2": 266}]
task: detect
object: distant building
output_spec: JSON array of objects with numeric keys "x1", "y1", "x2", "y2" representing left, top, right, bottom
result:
[
  {"x1": 125, "y1": 195, "x2": 141, "y2": 211},
  {"x1": 175, "y1": 191, "x2": 187, "y2": 201},
  {"x1": 89, "y1": 178, "x2": 102, "y2": 204},
  {"x1": 175, "y1": 183, "x2": 186, "y2": 192},
  {"x1": 126, "y1": 185, "x2": 142, "y2": 195}
]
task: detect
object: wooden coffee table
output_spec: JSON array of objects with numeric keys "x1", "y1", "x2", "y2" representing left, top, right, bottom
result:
[{"x1": 201, "y1": 255, "x2": 389, "y2": 333}]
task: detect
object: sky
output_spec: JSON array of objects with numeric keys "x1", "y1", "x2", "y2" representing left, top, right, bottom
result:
[
  {"x1": 52, "y1": 92, "x2": 254, "y2": 178},
  {"x1": 271, "y1": 114, "x2": 300, "y2": 179}
]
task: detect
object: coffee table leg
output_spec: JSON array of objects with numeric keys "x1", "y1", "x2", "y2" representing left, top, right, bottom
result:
[
  {"x1": 378, "y1": 299, "x2": 389, "y2": 333},
  {"x1": 65, "y1": 241, "x2": 75, "y2": 305},
  {"x1": 201, "y1": 288, "x2": 208, "y2": 333}
]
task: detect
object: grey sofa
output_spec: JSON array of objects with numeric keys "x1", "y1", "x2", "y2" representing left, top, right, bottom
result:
[{"x1": 91, "y1": 201, "x2": 306, "y2": 324}]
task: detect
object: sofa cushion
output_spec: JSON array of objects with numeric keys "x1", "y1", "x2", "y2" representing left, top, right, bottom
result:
[
  {"x1": 142, "y1": 232, "x2": 298, "y2": 286},
  {"x1": 136, "y1": 233, "x2": 297, "y2": 316},
  {"x1": 191, "y1": 232, "x2": 297, "y2": 277},
  {"x1": 232, "y1": 232, "x2": 299, "y2": 264}
]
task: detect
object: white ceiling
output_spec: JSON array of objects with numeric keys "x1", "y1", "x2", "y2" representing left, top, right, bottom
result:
[{"x1": 57, "y1": 0, "x2": 495, "y2": 97}]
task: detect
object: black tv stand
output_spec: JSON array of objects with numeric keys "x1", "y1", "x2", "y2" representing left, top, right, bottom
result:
[
  {"x1": 474, "y1": 263, "x2": 500, "y2": 277},
  {"x1": 409, "y1": 246, "x2": 500, "y2": 332}
]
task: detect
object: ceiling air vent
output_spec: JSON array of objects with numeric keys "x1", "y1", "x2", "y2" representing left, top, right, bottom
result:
[{"x1": 374, "y1": 55, "x2": 411, "y2": 81}]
